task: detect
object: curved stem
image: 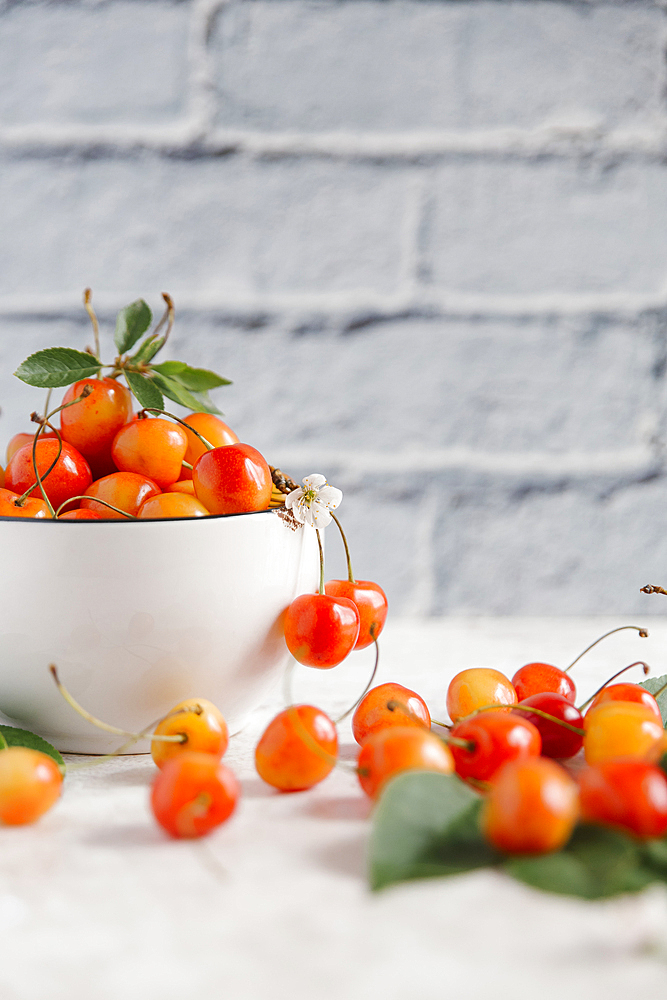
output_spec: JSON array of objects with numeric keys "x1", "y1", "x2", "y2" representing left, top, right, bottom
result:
[
  {"x1": 331, "y1": 512, "x2": 355, "y2": 584},
  {"x1": 182, "y1": 460, "x2": 194, "y2": 471},
  {"x1": 160, "y1": 293, "x2": 175, "y2": 348},
  {"x1": 334, "y1": 634, "x2": 380, "y2": 724},
  {"x1": 431, "y1": 719, "x2": 452, "y2": 729},
  {"x1": 577, "y1": 661, "x2": 651, "y2": 712},
  {"x1": 140, "y1": 408, "x2": 214, "y2": 451},
  {"x1": 83, "y1": 288, "x2": 101, "y2": 364},
  {"x1": 316, "y1": 528, "x2": 325, "y2": 596},
  {"x1": 54, "y1": 496, "x2": 137, "y2": 519},
  {"x1": 564, "y1": 625, "x2": 649, "y2": 673},
  {"x1": 458, "y1": 701, "x2": 585, "y2": 736},
  {"x1": 21, "y1": 420, "x2": 59, "y2": 517}
]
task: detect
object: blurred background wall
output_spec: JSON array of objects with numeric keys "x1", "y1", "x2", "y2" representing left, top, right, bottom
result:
[{"x1": 1, "y1": 0, "x2": 667, "y2": 616}]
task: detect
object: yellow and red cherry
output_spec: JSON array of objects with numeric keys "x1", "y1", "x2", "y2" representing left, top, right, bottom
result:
[
  {"x1": 138, "y1": 493, "x2": 210, "y2": 519},
  {"x1": 579, "y1": 761, "x2": 667, "y2": 838},
  {"x1": 192, "y1": 443, "x2": 272, "y2": 515},
  {"x1": 284, "y1": 593, "x2": 359, "y2": 668},
  {"x1": 0, "y1": 488, "x2": 52, "y2": 518},
  {"x1": 165, "y1": 480, "x2": 196, "y2": 496},
  {"x1": 0, "y1": 747, "x2": 62, "y2": 825},
  {"x1": 446, "y1": 668, "x2": 517, "y2": 723},
  {"x1": 255, "y1": 705, "x2": 338, "y2": 791},
  {"x1": 112, "y1": 418, "x2": 188, "y2": 490},
  {"x1": 515, "y1": 692, "x2": 584, "y2": 758},
  {"x1": 512, "y1": 662, "x2": 576, "y2": 704},
  {"x1": 324, "y1": 579, "x2": 388, "y2": 649},
  {"x1": 5, "y1": 438, "x2": 92, "y2": 510},
  {"x1": 357, "y1": 726, "x2": 454, "y2": 799},
  {"x1": 180, "y1": 413, "x2": 239, "y2": 481},
  {"x1": 583, "y1": 701, "x2": 664, "y2": 766},
  {"x1": 81, "y1": 471, "x2": 161, "y2": 519},
  {"x1": 150, "y1": 751, "x2": 239, "y2": 839},
  {"x1": 60, "y1": 376, "x2": 133, "y2": 478},
  {"x1": 6, "y1": 431, "x2": 56, "y2": 464},
  {"x1": 352, "y1": 682, "x2": 430, "y2": 746},
  {"x1": 482, "y1": 757, "x2": 579, "y2": 854},
  {"x1": 586, "y1": 683, "x2": 661, "y2": 721},
  {"x1": 59, "y1": 508, "x2": 104, "y2": 520},
  {"x1": 449, "y1": 710, "x2": 541, "y2": 783},
  {"x1": 151, "y1": 698, "x2": 229, "y2": 769}
]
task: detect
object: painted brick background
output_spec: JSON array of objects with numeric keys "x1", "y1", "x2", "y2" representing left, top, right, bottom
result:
[{"x1": 1, "y1": 0, "x2": 667, "y2": 616}]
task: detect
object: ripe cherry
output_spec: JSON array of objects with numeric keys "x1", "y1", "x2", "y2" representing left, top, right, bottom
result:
[
  {"x1": 193, "y1": 443, "x2": 272, "y2": 515},
  {"x1": 357, "y1": 726, "x2": 454, "y2": 799},
  {"x1": 60, "y1": 377, "x2": 133, "y2": 478},
  {"x1": 352, "y1": 682, "x2": 430, "y2": 746},
  {"x1": 255, "y1": 704, "x2": 338, "y2": 791},
  {"x1": 449, "y1": 711, "x2": 541, "y2": 783},
  {"x1": 583, "y1": 701, "x2": 664, "y2": 766},
  {"x1": 586, "y1": 683, "x2": 661, "y2": 721},
  {"x1": 112, "y1": 417, "x2": 188, "y2": 490},
  {"x1": 0, "y1": 747, "x2": 62, "y2": 825},
  {"x1": 81, "y1": 472, "x2": 161, "y2": 519},
  {"x1": 482, "y1": 757, "x2": 579, "y2": 854},
  {"x1": 5, "y1": 438, "x2": 92, "y2": 511},
  {"x1": 180, "y1": 413, "x2": 239, "y2": 481},
  {"x1": 151, "y1": 698, "x2": 229, "y2": 770},
  {"x1": 59, "y1": 508, "x2": 104, "y2": 520},
  {"x1": 138, "y1": 493, "x2": 210, "y2": 519},
  {"x1": 512, "y1": 663, "x2": 576, "y2": 704},
  {"x1": 324, "y1": 579, "x2": 388, "y2": 650},
  {"x1": 6, "y1": 431, "x2": 56, "y2": 464},
  {"x1": 446, "y1": 668, "x2": 517, "y2": 723},
  {"x1": 0, "y1": 488, "x2": 51, "y2": 519},
  {"x1": 515, "y1": 692, "x2": 584, "y2": 759},
  {"x1": 284, "y1": 593, "x2": 359, "y2": 668},
  {"x1": 151, "y1": 751, "x2": 239, "y2": 839},
  {"x1": 165, "y1": 480, "x2": 196, "y2": 496},
  {"x1": 579, "y1": 761, "x2": 667, "y2": 839}
]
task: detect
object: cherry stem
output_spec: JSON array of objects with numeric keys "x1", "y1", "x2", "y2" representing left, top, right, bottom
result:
[
  {"x1": 441, "y1": 734, "x2": 476, "y2": 751},
  {"x1": 577, "y1": 661, "x2": 651, "y2": 712},
  {"x1": 83, "y1": 288, "x2": 101, "y2": 364},
  {"x1": 159, "y1": 293, "x2": 174, "y2": 348},
  {"x1": 65, "y1": 706, "x2": 199, "y2": 769},
  {"x1": 49, "y1": 665, "x2": 185, "y2": 742},
  {"x1": 139, "y1": 408, "x2": 214, "y2": 452},
  {"x1": 53, "y1": 496, "x2": 137, "y2": 519},
  {"x1": 182, "y1": 460, "x2": 194, "y2": 471},
  {"x1": 334, "y1": 631, "x2": 380, "y2": 724},
  {"x1": 564, "y1": 625, "x2": 649, "y2": 673},
  {"x1": 316, "y1": 529, "x2": 325, "y2": 596},
  {"x1": 431, "y1": 719, "x2": 452, "y2": 729},
  {"x1": 331, "y1": 512, "x2": 355, "y2": 584},
  {"x1": 640, "y1": 585, "x2": 667, "y2": 597},
  {"x1": 459, "y1": 702, "x2": 586, "y2": 736}
]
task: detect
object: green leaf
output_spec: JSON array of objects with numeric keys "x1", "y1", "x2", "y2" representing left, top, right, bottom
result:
[
  {"x1": 505, "y1": 825, "x2": 657, "y2": 900},
  {"x1": 124, "y1": 371, "x2": 164, "y2": 411},
  {"x1": 152, "y1": 362, "x2": 231, "y2": 392},
  {"x1": 14, "y1": 348, "x2": 102, "y2": 388},
  {"x1": 640, "y1": 675, "x2": 667, "y2": 724},
  {"x1": 114, "y1": 300, "x2": 152, "y2": 354},
  {"x1": 0, "y1": 726, "x2": 65, "y2": 773},
  {"x1": 369, "y1": 771, "x2": 497, "y2": 891},
  {"x1": 128, "y1": 333, "x2": 166, "y2": 366},
  {"x1": 151, "y1": 373, "x2": 222, "y2": 415}
]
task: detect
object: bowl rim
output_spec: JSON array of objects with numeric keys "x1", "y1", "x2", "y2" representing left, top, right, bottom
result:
[{"x1": 0, "y1": 507, "x2": 290, "y2": 525}]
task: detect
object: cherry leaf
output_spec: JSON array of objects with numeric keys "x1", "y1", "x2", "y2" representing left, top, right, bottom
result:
[
  {"x1": 640, "y1": 675, "x2": 667, "y2": 725},
  {"x1": 0, "y1": 725, "x2": 65, "y2": 773},
  {"x1": 124, "y1": 371, "x2": 164, "y2": 411},
  {"x1": 14, "y1": 348, "x2": 102, "y2": 388},
  {"x1": 114, "y1": 300, "x2": 152, "y2": 355}
]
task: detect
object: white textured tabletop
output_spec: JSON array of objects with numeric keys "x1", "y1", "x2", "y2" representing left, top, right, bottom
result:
[{"x1": 2, "y1": 617, "x2": 667, "y2": 1000}]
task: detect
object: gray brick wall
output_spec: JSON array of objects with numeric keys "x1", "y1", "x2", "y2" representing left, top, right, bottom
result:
[{"x1": 1, "y1": 0, "x2": 667, "y2": 617}]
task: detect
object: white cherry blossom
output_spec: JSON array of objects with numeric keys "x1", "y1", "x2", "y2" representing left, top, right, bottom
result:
[{"x1": 285, "y1": 474, "x2": 342, "y2": 529}]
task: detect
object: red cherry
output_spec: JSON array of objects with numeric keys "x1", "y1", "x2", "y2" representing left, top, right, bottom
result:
[
  {"x1": 357, "y1": 726, "x2": 454, "y2": 799},
  {"x1": 0, "y1": 488, "x2": 52, "y2": 519},
  {"x1": 449, "y1": 710, "x2": 542, "y2": 782},
  {"x1": 255, "y1": 705, "x2": 338, "y2": 791},
  {"x1": 61, "y1": 377, "x2": 133, "y2": 478},
  {"x1": 324, "y1": 579, "x2": 388, "y2": 649},
  {"x1": 586, "y1": 683, "x2": 661, "y2": 721},
  {"x1": 352, "y1": 682, "x2": 430, "y2": 745},
  {"x1": 284, "y1": 593, "x2": 360, "y2": 669},
  {"x1": 6, "y1": 431, "x2": 56, "y2": 465},
  {"x1": 150, "y1": 752, "x2": 239, "y2": 839},
  {"x1": 180, "y1": 413, "x2": 239, "y2": 481},
  {"x1": 112, "y1": 418, "x2": 188, "y2": 490},
  {"x1": 579, "y1": 761, "x2": 667, "y2": 838},
  {"x1": 5, "y1": 438, "x2": 92, "y2": 511},
  {"x1": 193, "y1": 443, "x2": 272, "y2": 515},
  {"x1": 81, "y1": 471, "x2": 161, "y2": 519},
  {"x1": 515, "y1": 692, "x2": 584, "y2": 759},
  {"x1": 512, "y1": 662, "x2": 576, "y2": 704}
]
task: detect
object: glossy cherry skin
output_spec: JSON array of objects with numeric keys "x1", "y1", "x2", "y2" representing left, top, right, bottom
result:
[
  {"x1": 0, "y1": 488, "x2": 51, "y2": 519},
  {"x1": 151, "y1": 752, "x2": 239, "y2": 839},
  {"x1": 112, "y1": 418, "x2": 188, "y2": 490},
  {"x1": 6, "y1": 431, "x2": 56, "y2": 464},
  {"x1": 255, "y1": 705, "x2": 338, "y2": 791},
  {"x1": 512, "y1": 663, "x2": 576, "y2": 704},
  {"x1": 583, "y1": 701, "x2": 664, "y2": 766},
  {"x1": 447, "y1": 668, "x2": 517, "y2": 723},
  {"x1": 151, "y1": 698, "x2": 229, "y2": 770},
  {"x1": 59, "y1": 509, "x2": 104, "y2": 520},
  {"x1": 358, "y1": 726, "x2": 454, "y2": 799},
  {"x1": 284, "y1": 593, "x2": 360, "y2": 668},
  {"x1": 165, "y1": 480, "x2": 196, "y2": 496},
  {"x1": 578, "y1": 761, "x2": 667, "y2": 838},
  {"x1": 81, "y1": 472, "x2": 161, "y2": 519},
  {"x1": 193, "y1": 443, "x2": 272, "y2": 515},
  {"x1": 586, "y1": 683, "x2": 661, "y2": 721},
  {"x1": 60, "y1": 377, "x2": 133, "y2": 478},
  {"x1": 138, "y1": 493, "x2": 210, "y2": 519},
  {"x1": 352, "y1": 682, "x2": 430, "y2": 746},
  {"x1": 180, "y1": 413, "x2": 239, "y2": 481},
  {"x1": 449, "y1": 711, "x2": 542, "y2": 783},
  {"x1": 0, "y1": 747, "x2": 62, "y2": 825},
  {"x1": 515, "y1": 692, "x2": 584, "y2": 759},
  {"x1": 482, "y1": 757, "x2": 579, "y2": 854},
  {"x1": 5, "y1": 438, "x2": 92, "y2": 511},
  {"x1": 324, "y1": 579, "x2": 388, "y2": 649}
]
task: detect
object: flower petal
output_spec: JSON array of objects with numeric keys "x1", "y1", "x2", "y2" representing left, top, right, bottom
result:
[
  {"x1": 315, "y1": 485, "x2": 342, "y2": 510},
  {"x1": 310, "y1": 502, "x2": 333, "y2": 529},
  {"x1": 302, "y1": 474, "x2": 327, "y2": 490},
  {"x1": 284, "y1": 487, "x2": 304, "y2": 511}
]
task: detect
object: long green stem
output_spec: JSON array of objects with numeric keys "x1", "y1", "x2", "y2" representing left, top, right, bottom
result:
[
  {"x1": 577, "y1": 661, "x2": 650, "y2": 712},
  {"x1": 139, "y1": 408, "x2": 214, "y2": 451},
  {"x1": 83, "y1": 288, "x2": 101, "y2": 364},
  {"x1": 459, "y1": 702, "x2": 585, "y2": 736},
  {"x1": 335, "y1": 633, "x2": 380, "y2": 724},
  {"x1": 564, "y1": 625, "x2": 648, "y2": 673},
  {"x1": 331, "y1": 512, "x2": 355, "y2": 584},
  {"x1": 54, "y1": 496, "x2": 137, "y2": 519}
]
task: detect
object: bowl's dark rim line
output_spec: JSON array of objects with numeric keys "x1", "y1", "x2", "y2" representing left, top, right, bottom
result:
[{"x1": 0, "y1": 508, "x2": 284, "y2": 525}]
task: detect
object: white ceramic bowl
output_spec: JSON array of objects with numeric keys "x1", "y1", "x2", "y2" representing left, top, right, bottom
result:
[{"x1": 0, "y1": 510, "x2": 318, "y2": 753}]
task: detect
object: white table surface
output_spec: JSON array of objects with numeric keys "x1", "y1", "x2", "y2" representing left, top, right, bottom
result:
[{"x1": 2, "y1": 617, "x2": 667, "y2": 1000}]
